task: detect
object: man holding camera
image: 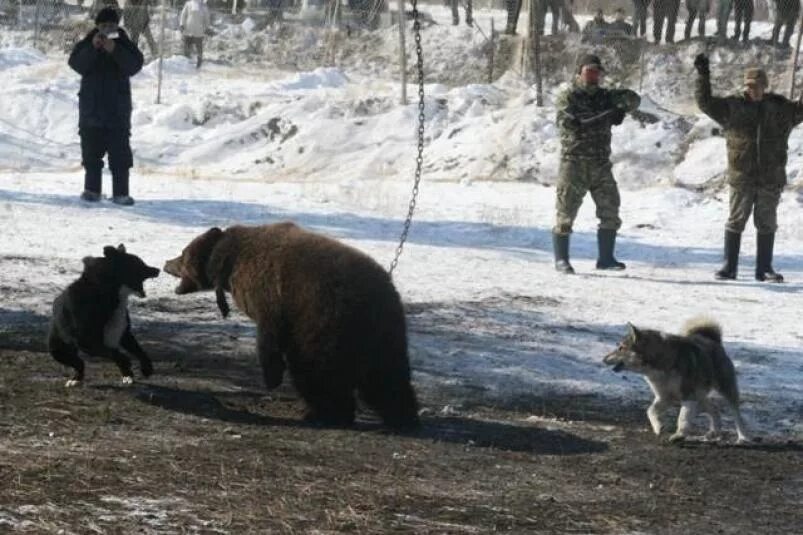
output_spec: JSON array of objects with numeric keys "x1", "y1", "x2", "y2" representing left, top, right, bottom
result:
[
  {"x1": 68, "y1": 7, "x2": 144, "y2": 206},
  {"x1": 694, "y1": 53, "x2": 803, "y2": 282}
]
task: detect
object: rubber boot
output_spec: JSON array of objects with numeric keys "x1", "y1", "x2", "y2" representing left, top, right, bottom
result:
[
  {"x1": 715, "y1": 230, "x2": 740, "y2": 280},
  {"x1": 755, "y1": 233, "x2": 783, "y2": 282},
  {"x1": 595, "y1": 229, "x2": 626, "y2": 270},
  {"x1": 553, "y1": 233, "x2": 575, "y2": 274}
]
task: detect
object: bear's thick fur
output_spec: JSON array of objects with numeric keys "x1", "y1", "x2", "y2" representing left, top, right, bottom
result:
[{"x1": 164, "y1": 222, "x2": 419, "y2": 429}]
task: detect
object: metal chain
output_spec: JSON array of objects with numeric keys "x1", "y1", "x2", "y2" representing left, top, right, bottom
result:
[{"x1": 389, "y1": 0, "x2": 425, "y2": 277}]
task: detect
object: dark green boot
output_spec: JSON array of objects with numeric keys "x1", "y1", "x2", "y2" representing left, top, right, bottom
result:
[
  {"x1": 553, "y1": 233, "x2": 575, "y2": 274},
  {"x1": 715, "y1": 231, "x2": 740, "y2": 280},
  {"x1": 595, "y1": 229, "x2": 626, "y2": 270},
  {"x1": 755, "y1": 233, "x2": 783, "y2": 282}
]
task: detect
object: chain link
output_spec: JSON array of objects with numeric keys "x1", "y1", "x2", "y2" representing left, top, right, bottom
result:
[{"x1": 388, "y1": 0, "x2": 425, "y2": 277}]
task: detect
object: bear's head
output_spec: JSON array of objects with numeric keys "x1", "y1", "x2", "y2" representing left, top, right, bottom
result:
[
  {"x1": 83, "y1": 244, "x2": 160, "y2": 297},
  {"x1": 163, "y1": 227, "x2": 224, "y2": 294}
]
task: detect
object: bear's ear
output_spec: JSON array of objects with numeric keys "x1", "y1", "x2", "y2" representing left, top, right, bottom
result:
[
  {"x1": 103, "y1": 245, "x2": 119, "y2": 258},
  {"x1": 82, "y1": 256, "x2": 101, "y2": 268},
  {"x1": 207, "y1": 227, "x2": 223, "y2": 238},
  {"x1": 117, "y1": 243, "x2": 126, "y2": 253},
  {"x1": 627, "y1": 322, "x2": 640, "y2": 341}
]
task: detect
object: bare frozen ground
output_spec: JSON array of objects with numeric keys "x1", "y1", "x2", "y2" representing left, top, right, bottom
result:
[
  {"x1": 0, "y1": 291, "x2": 800, "y2": 533},
  {"x1": 1, "y1": 253, "x2": 802, "y2": 533}
]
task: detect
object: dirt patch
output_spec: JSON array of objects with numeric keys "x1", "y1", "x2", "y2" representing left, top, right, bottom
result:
[{"x1": 0, "y1": 304, "x2": 800, "y2": 533}]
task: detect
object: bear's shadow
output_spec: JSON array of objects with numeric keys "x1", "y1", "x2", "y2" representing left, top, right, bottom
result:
[{"x1": 130, "y1": 384, "x2": 607, "y2": 456}]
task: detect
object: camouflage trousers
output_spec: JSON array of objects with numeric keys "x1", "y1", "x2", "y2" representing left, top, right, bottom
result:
[
  {"x1": 553, "y1": 159, "x2": 622, "y2": 235},
  {"x1": 726, "y1": 184, "x2": 782, "y2": 235}
]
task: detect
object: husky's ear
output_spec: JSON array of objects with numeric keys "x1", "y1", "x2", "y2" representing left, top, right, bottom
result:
[
  {"x1": 103, "y1": 245, "x2": 119, "y2": 258},
  {"x1": 117, "y1": 243, "x2": 126, "y2": 253},
  {"x1": 627, "y1": 322, "x2": 640, "y2": 340}
]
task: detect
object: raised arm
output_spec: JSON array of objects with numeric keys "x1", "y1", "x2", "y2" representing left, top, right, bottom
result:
[{"x1": 694, "y1": 54, "x2": 731, "y2": 125}]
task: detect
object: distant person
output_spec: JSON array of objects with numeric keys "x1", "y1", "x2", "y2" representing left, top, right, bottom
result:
[
  {"x1": 610, "y1": 7, "x2": 634, "y2": 36},
  {"x1": 536, "y1": 0, "x2": 561, "y2": 35},
  {"x1": 685, "y1": 0, "x2": 710, "y2": 40},
  {"x1": 653, "y1": 0, "x2": 680, "y2": 43},
  {"x1": 560, "y1": 0, "x2": 580, "y2": 32},
  {"x1": 632, "y1": 0, "x2": 651, "y2": 37},
  {"x1": 695, "y1": 53, "x2": 803, "y2": 282},
  {"x1": 582, "y1": 9, "x2": 609, "y2": 43},
  {"x1": 733, "y1": 0, "x2": 753, "y2": 42},
  {"x1": 715, "y1": 0, "x2": 733, "y2": 41},
  {"x1": 68, "y1": 7, "x2": 143, "y2": 206},
  {"x1": 179, "y1": 0, "x2": 211, "y2": 68},
  {"x1": 552, "y1": 54, "x2": 641, "y2": 274},
  {"x1": 123, "y1": 0, "x2": 157, "y2": 56},
  {"x1": 770, "y1": 0, "x2": 800, "y2": 48},
  {"x1": 450, "y1": 0, "x2": 473, "y2": 26},
  {"x1": 505, "y1": 0, "x2": 522, "y2": 34}
]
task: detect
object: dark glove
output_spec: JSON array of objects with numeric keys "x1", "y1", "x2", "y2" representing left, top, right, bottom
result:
[
  {"x1": 611, "y1": 108, "x2": 626, "y2": 125},
  {"x1": 694, "y1": 53, "x2": 710, "y2": 76}
]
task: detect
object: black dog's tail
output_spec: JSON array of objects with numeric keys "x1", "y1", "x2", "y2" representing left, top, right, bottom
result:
[{"x1": 683, "y1": 317, "x2": 722, "y2": 344}]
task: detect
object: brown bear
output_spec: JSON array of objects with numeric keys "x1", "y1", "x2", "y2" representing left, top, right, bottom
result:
[{"x1": 163, "y1": 222, "x2": 420, "y2": 429}]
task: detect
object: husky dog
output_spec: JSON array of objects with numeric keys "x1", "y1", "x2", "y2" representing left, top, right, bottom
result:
[
  {"x1": 603, "y1": 318, "x2": 750, "y2": 444},
  {"x1": 48, "y1": 244, "x2": 160, "y2": 387}
]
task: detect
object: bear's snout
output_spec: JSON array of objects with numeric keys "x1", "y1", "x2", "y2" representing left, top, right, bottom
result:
[{"x1": 163, "y1": 257, "x2": 181, "y2": 277}]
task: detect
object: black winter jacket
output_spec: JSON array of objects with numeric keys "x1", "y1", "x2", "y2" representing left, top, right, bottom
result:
[{"x1": 68, "y1": 29, "x2": 144, "y2": 131}]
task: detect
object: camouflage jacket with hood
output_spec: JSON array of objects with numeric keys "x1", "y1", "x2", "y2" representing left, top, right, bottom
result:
[
  {"x1": 696, "y1": 72, "x2": 803, "y2": 187},
  {"x1": 556, "y1": 82, "x2": 641, "y2": 161}
]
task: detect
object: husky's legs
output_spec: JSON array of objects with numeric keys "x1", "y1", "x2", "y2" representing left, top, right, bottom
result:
[
  {"x1": 647, "y1": 397, "x2": 669, "y2": 436},
  {"x1": 700, "y1": 397, "x2": 722, "y2": 440},
  {"x1": 730, "y1": 405, "x2": 751, "y2": 444},
  {"x1": 670, "y1": 400, "x2": 698, "y2": 442}
]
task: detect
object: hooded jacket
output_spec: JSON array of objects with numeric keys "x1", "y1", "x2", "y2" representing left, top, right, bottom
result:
[{"x1": 68, "y1": 28, "x2": 144, "y2": 131}]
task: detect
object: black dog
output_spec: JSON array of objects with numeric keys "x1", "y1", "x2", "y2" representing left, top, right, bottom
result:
[{"x1": 48, "y1": 244, "x2": 159, "y2": 386}]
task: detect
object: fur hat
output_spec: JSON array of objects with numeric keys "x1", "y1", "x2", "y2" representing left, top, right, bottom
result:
[{"x1": 95, "y1": 7, "x2": 120, "y2": 25}]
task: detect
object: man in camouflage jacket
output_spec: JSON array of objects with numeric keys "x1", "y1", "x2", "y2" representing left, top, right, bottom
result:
[
  {"x1": 694, "y1": 53, "x2": 803, "y2": 282},
  {"x1": 552, "y1": 54, "x2": 641, "y2": 274}
]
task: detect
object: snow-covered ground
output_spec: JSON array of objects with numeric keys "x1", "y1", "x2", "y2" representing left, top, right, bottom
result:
[{"x1": 0, "y1": 9, "x2": 801, "y2": 441}]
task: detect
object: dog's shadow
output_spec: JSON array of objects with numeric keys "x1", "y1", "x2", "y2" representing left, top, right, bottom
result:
[{"x1": 127, "y1": 384, "x2": 608, "y2": 456}]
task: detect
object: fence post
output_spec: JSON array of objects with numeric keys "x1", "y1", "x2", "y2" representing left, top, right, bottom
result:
[
  {"x1": 156, "y1": 0, "x2": 167, "y2": 104},
  {"x1": 528, "y1": 0, "x2": 542, "y2": 106},
  {"x1": 33, "y1": 0, "x2": 41, "y2": 49},
  {"x1": 790, "y1": 14, "x2": 803, "y2": 99},
  {"x1": 488, "y1": 18, "x2": 495, "y2": 83},
  {"x1": 397, "y1": 0, "x2": 407, "y2": 105}
]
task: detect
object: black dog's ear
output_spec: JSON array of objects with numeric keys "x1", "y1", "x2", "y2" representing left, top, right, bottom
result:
[
  {"x1": 627, "y1": 322, "x2": 640, "y2": 341},
  {"x1": 117, "y1": 243, "x2": 126, "y2": 253},
  {"x1": 103, "y1": 245, "x2": 119, "y2": 258}
]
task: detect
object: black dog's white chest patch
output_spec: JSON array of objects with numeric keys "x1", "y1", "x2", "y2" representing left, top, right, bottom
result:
[{"x1": 103, "y1": 286, "x2": 133, "y2": 348}]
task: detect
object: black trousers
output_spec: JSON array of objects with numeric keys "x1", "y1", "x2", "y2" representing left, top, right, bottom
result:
[
  {"x1": 80, "y1": 127, "x2": 133, "y2": 197},
  {"x1": 183, "y1": 36, "x2": 204, "y2": 68}
]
